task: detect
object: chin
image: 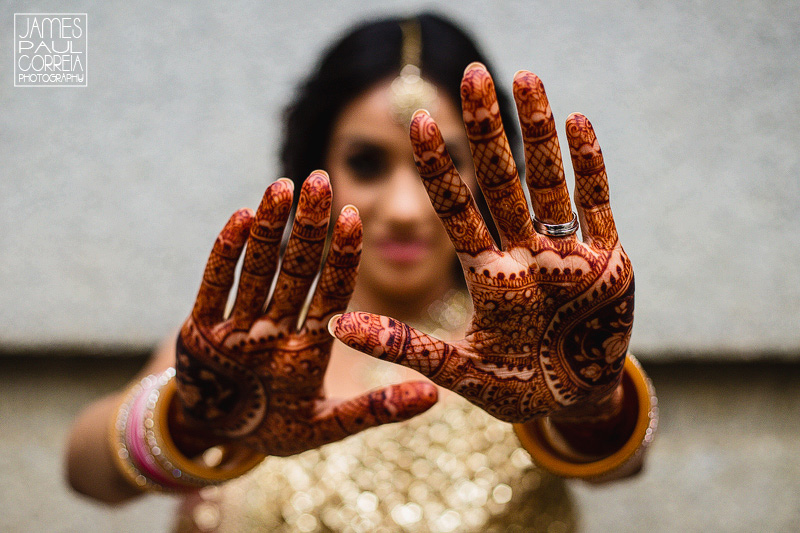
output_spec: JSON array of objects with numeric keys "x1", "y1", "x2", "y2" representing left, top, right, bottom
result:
[{"x1": 371, "y1": 264, "x2": 442, "y2": 302}]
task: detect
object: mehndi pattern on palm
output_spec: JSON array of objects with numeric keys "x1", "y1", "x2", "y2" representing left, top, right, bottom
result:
[{"x1": 332, "y1": 63, "x2": 634, "y2": 424}]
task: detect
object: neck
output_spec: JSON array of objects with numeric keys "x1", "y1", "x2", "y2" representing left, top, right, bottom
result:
[{"x1": 349, "y1": 280, "x2": 454, "y2": 326}]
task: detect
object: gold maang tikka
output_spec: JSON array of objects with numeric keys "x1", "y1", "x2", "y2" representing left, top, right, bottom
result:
[{"x1": 390, "y1": 20, "x2": 438, "y2": 127}]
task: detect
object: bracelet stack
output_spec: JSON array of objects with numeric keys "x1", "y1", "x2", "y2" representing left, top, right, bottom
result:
[
  {"x1": 109, "y1": 368, "x2": 266, "y2": 492},
  {"x1": 514, "y1": 353, "x2": 658, "y2": 482}
]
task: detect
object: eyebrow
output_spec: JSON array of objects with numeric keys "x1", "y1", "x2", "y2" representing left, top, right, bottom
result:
[
  {"x1": 332, "y1": 133, "x2": 470, "y2": 163},
  {"x1": 339, "y1": 137, "x2": 385, "y2": 149}
]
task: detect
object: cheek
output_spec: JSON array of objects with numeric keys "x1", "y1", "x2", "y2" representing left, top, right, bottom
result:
[{"x1": 434, "y1": 226, "x2": 453, "y2": 255}]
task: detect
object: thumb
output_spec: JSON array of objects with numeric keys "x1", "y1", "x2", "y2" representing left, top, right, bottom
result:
[{"x1": 329, "y1": 311, "x2": 458, "y2": 379}]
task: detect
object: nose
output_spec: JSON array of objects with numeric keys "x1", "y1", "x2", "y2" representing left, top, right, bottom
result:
[{"x1": 382, "y1": 162, "x2": 432, "y2": 226}]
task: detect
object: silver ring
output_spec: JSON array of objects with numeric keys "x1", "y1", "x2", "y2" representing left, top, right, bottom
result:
[{"x1": 533, "y1": 212, "x2": 579, "y2": 237}]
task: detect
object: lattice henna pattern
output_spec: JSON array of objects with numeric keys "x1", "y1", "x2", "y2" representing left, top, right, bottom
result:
[
  {"x1": 333, "y1": 64, "x2": 634, "y2": 424},
  {"x1": 462, "y1": 65, "x2": 533, "y2": 246},
  {"x1": 513, "y1": 70, "x2": 572, "y2": 224}
]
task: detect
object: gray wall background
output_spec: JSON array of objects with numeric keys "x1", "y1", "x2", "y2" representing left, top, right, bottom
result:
[{"x1": 1, "y1": 0, "x2": 798, "y2": 359}]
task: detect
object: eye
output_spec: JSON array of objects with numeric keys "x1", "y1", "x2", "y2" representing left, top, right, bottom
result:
[{"x1": 344, "y1": 146, "x2": 388, "y2": 182}]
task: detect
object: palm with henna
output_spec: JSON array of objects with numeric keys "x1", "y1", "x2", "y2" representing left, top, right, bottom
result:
[
  {"x1": 331, "y1": 64, "x2": 634, "y2": 425},
  {"x1": 174, "y1": 171, "x2": 437, "y2": 456}
]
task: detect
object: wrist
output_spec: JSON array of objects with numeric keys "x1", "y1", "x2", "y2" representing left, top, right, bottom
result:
[
  {"x1": 168, "y1": 396, "x2": 229, "y2": 458},
  {"x1": 514, "y1": 354, "x2": 658, "y2": 482},
  {"x1": 548, "y1": 381, "x2": 633, "y2": 458},
  {"x1": 108, "y1": 368, "x2": 266, "y2": 492},
  {"x1": 550, "y1": 380, "x2": 624, "y2": 423}
]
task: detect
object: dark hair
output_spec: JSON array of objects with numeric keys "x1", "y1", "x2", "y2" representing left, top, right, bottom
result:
[{"x1": 280, "y1": 12, "x2": 521, "y2": 246}]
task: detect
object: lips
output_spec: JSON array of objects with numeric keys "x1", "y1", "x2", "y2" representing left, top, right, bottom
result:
[{"x1": 375, "y1": 238, "x2": 433, "y2": 264}]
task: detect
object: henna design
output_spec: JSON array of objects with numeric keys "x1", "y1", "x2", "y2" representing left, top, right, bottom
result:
[
  {"x1": 550, "y1": 272, "x2": 634, "y2": 392},
  {"x1": 231, "y1": 180, "x2": 293, "y2": 329},
  {"x1": 461, "y1": 64, "x2": 533, "y2": 246},
  {"x1": 567, "y1": 114, "x2": 618, "y2": 250},
  {"x1": 306, "y1": 206, "x2": 362, "y2": 323},
  {"x1": 175, "y1": 174, "x2": 437, "y2": 456},
  {"x1": 513, "y1": 71, "x2": 573, "y2": 224},
  {"x1": 267, "y1": 172, "x2": 332, "y2": 322},
  {"x1": 410, "y1": 111, "x2": 496, "y2": 256},
  {"x1": 192, "y1": 208, "x2": 253, "y2": 326},
  {"x1": 176, "y1": 324, "x2": 267, "y2": 436},
  {"x1": 333, "y1": 65, "x2": 634, "y2": 424}
]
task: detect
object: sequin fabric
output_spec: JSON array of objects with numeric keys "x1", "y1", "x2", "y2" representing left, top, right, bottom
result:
[{"x1": 175, "y1": 395, "x2": 574, "y2": 533}]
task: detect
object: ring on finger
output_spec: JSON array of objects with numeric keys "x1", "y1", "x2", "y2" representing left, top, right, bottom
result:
[{"x1": 533, "y1": 212, "x2": 579, "y2": 237}]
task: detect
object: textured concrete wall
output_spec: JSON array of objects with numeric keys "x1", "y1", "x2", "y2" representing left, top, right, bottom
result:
[{"x1": 2, "y1": 0, "x2": 799, "y2": 359}]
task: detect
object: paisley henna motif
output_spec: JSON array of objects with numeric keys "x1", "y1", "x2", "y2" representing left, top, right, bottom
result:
[
  {"x1": 333, "y1": 65, "x2": 634, "y2": 424},
  {"x1": 175, "y1": 173, "x2": 437, "y2": 456}
]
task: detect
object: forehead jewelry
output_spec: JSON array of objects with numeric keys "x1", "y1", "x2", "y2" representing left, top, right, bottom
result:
[{"x1": 390, "y1": 20, "x2": 438, "y2": 127}]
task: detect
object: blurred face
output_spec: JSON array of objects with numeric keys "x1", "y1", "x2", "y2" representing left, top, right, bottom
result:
[{"x1": 325, "y1": 79, "x2": 476, "y2": 309}]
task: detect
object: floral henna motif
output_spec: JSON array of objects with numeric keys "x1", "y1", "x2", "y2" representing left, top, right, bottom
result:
[
  {"x1": 174, "y1": 174, "x2": 437, "y2": 456},
  {"x1": 553, "y1": 274, "x2": 634, "y2": 389},
  {"x1": 176, "y1": 323, "x2": 267, "y2": 436},
  {"x1": 333, "y1": 64, "x2": 634, "y2": 424},
  {"x1": 535, "y1": 253, "x2": 634, "y2": 407}
]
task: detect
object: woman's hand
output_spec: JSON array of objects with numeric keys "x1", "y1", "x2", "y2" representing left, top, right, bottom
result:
[
  {"x1": 331, "y1": 64, "x2": 633, "y2": 424},
  {"x1": 174, "y1": 171, "x2": 437, "y2": 456}
]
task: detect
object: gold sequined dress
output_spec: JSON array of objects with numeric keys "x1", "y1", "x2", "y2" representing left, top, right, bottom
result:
[{"x1": 175, "y1": 398, "x2": 574, "y2": 532}]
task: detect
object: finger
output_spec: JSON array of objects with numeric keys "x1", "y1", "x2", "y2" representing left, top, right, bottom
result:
[
  {"x1": 461, "y1": 62, "x2": 533, "y2": 247},
  {"x1": 266, "y1": 171, "x2": 332, "y2": 322},
  {"x1": 513, "y1": 70, "x2": 573, "y2": 224},
  {"x1": 315, "y1": 381, "x2": 438, "y2": 441},
  {"x1": 192, "y1": 208, "x2": 254, "y2": 326},
  {"x1": 329, "y1": 312, "x2": 469, "y2": 385},
  {"x1": 409, "y1": 110, "x2": 498, "y2": 256},
  {"x1": 230, "y1": 179, "x2": 294, "y2": 329},
  {"x1": 565, "y1": 113, "x2": 619, "y2": 249},
  {"x1": 305, "y1": 205, "x2": 362, "y2": 327}
]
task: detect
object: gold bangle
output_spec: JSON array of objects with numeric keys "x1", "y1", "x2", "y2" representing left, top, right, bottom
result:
[
  {"x1": 149, "y1": 375, "x2": 266, "y2": 487},
  {"x1": 513, "y1": 354, "x2": 658, "y2": 481}
]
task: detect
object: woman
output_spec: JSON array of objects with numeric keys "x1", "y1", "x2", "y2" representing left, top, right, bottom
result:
[{"x1": 67, "y1": 13, "x2": 656, "y2": 532}]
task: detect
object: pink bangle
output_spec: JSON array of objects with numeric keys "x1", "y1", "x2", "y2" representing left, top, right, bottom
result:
[
  {"x1": 124, "y1": 373, "x2": 187, "y2": 490},
  {"x1": 109, "y1": 368, "x2": 266, "y2": 492},
  {"x1": 110, "y1": 369, "x2": 186, "y2": 491}
]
